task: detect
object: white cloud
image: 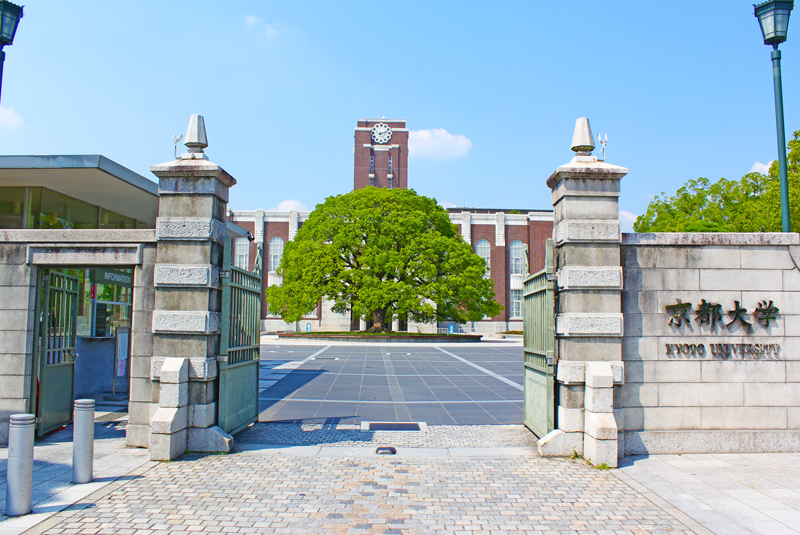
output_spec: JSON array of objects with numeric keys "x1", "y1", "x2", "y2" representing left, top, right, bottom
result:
[
  {"x1": 244, "y1": 15, "x2": 280, "y2": 38},
  {"x1": 751, "y1": 161, "x2": 774, "y2": 174},
  {"x1": 0, "y1": 107, "x2": 23, "y2": 129},
  {"x1": 619, "y1": 210, "x2": 639, "y2": 233},
  {"x1": 440, "y1": 200, "x2": 456, "y2": 209},
  {"x1": 409, "y1": 128, "x2": 472, "y2": 159},
  {"x1": 270, "y1": 199, "x2": 308, "y2": 212},
  {"x1": 263, "y1": 23, "x2": 279, "y2": 38}
]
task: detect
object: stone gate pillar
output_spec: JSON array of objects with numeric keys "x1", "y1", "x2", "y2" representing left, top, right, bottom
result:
[
  {"x1": 538, "y1": 118, "x2": 628, "y2": 467},
  {"x1": 132, "y1": 114, "x2": 236, "y2": 460}
]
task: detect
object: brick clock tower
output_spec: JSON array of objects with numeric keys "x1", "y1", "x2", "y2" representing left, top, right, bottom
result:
[{"x1": 354, "y1": 119, "x2": 408, "y2": 190}]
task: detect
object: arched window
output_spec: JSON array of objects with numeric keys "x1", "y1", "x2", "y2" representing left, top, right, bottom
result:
[
  {"x1": 234, "y1": 238, "x2": 249, "y2": 269},
  {"x1": 475, "y1": 239, "x2": 491, "y2": 278},
  {"x1": 510, "y1": 240, "x2": 524, "y2": 275},
  {"x1": 268, "y1": 237, "x2": 284, "y2": 272}
]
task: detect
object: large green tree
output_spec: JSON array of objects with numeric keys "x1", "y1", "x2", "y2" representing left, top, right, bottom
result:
[
  {"x1": 266, "y1": 187, "x2": 502, "y2": 332},
  {"x1": 634, "y1": 130, "x2": 800, "y2": 232}
]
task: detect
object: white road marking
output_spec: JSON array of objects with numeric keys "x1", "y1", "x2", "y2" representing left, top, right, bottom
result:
[{"x1": 434, "y1": 347, "x2": 523, "y2": 391}]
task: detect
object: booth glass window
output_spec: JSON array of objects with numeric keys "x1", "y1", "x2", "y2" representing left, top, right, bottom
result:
[
  {"x1": 38, "y1": 188, "x2": 99, "y2": 230},
  {"x1": 0, "y1": 186, "x2": 150, "y2": 229},
  {"x1": 60, "y1": 268, "x2": 134, "y2": 338},
  {"x1": 99, "y1": 208, "x2": 137, "y2": 230},
  {"x1": 93, "y1": 269, "x2": 133, "y2": 337},
  {"x1": 0, "y1": 187, "x2": 25, "y2": 229}
]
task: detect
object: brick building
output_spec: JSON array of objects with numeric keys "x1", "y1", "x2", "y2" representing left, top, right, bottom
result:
[{"x1": 230, "y1": 119, "x2": 554, "y2": 333}]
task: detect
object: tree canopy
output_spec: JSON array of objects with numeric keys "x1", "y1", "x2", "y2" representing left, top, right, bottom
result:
[
  {"x1": 634, "y1": 130, "x2": 800, "y2": 232},
  {"x1": 265, "y1": 187, "x2": 503, "y2": 332}
]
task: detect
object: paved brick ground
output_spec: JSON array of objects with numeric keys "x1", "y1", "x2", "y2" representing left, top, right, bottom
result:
[{"x1": 36, "y1": 425, "x2": 697, "y2": 535}]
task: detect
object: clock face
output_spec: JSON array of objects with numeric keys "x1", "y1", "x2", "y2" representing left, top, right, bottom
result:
[{"x1": 371, "y1": 123, "x2": 392, "y2": 144}]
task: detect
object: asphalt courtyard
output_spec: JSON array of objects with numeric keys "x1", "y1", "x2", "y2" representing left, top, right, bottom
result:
[{"x1": 258, "y1": 342, "x2": 524, "y2": 425}]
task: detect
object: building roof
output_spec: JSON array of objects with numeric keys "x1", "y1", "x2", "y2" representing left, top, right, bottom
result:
[
  {"x1": 446, "y1": 207, "x2": 553, "y2": 215},
  {"x1": 0, "y1": 155, "x2": 159, "y2": 226}
]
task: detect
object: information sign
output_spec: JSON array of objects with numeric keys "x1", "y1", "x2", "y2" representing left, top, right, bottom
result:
[{"x1": 93, "y1": 268, "x2": 133, "y2": 288}]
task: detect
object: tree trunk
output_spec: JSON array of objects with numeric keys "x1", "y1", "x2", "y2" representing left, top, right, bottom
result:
[{"x1": 367, "y1": 308, "x2": 390, "y2": 333}]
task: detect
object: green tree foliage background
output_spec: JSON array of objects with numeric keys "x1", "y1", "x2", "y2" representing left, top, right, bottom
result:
[
  {"x1": 634, "y1": 130, "x2": 800, "y2": 232},
  {"x1": 266, "y1": 187, "x2": 502, "y2": 332}
]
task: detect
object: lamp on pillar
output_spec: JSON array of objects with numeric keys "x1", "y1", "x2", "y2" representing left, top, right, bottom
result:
[
  {"x1": 755, "y1": 0, "x2": 794, "y2": 232},
  {"x1": 0, "y1": 0, "x2": 23, "y2": 107}
]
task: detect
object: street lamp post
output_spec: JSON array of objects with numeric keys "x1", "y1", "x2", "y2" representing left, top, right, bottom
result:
[
  {"x1": 755, "y1": 0, "x2": 795, "y2": 233},
  {"x1": 0, "y1": 0, "x2": 23, "y2": 107}
]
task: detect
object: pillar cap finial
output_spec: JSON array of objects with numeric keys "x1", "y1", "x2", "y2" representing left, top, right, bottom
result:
[
  {"x1": 571, "y1": 117, "x2": 595, "y2": 155},
  {"x1": 183, "y1": 114, "x2": 209, "y2": 160}
]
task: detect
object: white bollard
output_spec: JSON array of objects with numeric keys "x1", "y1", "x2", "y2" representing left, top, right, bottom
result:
[
  {"x1": 72, "y1": 399, "x2": 94, "y2": 484},
  {"x1": 5, "y1": 413, "x2": 35, "y2": 516}
]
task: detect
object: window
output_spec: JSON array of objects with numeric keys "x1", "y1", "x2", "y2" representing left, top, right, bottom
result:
[
  {"x1": 268, "y1": 236, "x2": 284, "y2": 272},
  {"x1": 388, "y1": 156, "x2": 392, "y2": 173},
  {"x1": 388, "y1": 176, "x2": 392, "y2": 189},
  {"x1": 370, "y1": 155, "x2": 374, "y2": 173},
  {"x1": 235, "y1": 238, "x2": 249, "y2": 269},
  {"x1": 510, "y1": 240, "x2": 524, "y2": 275},
  {"x1": 370, "y1": 175, "x2": 374, "y2": 186},
  {"x1": 68, "y1": 268, "x2": 134, "y2": 337},
  {"x1": 510, "y1": 290, "x2": 523, "y2": 318},
  {"x1": 475, "y1": 239, "x2": 490, "y2": 278}
]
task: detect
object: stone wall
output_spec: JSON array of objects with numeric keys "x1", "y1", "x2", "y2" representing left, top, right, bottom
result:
[
  {"x1": 0, "y1": 229, "x2": 156, "y2": 444},
  {"x1": 620, "y1": 233, "x2": 800, "y2": 454},
  {"x1": 0, "y1": 240, "x2": 36, "y2": 444}
]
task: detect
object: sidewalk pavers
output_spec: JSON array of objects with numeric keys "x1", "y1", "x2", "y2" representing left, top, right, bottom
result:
[
  {"x1": 0, "y1": 409, "x2": 154, "y2": 535},
  {"x1": 618, "y1": 453, "x2": 800, "y2": 535},
  {"x1": 31, "y1": 424, "x2": 698, "y2": 534}
]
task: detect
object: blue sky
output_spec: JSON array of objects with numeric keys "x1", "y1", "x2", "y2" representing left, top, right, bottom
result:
[{"x1": 0, "y1": 1, "x2": 797, "y2": 231}]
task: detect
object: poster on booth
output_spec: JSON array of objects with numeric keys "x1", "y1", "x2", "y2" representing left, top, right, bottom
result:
[{"x1": 116, "y1": 329, "x2": 129, "y2": 376}]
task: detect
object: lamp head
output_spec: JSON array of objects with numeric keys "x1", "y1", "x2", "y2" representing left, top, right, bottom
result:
[
  {"x1": 0, "y1": 0, "x2": 23, "y2": 47},
  {"x1": 755, "y1": 0, "x2": 794, "y2": 47}
]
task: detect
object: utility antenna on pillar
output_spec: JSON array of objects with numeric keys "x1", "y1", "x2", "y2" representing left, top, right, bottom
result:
[
  {"x1": 172, "y1": 133, "x2": 183, "y2": 159},
  {"x1": 597, "y1": 133, "x2": 608, "y2": 161}
]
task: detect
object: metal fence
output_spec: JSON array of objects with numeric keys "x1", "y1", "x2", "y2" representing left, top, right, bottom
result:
[
  {"x1": 225, "y1": 266, "x2": 261, "y2": 365},
  {"x1": 218, "y1": 236, "x2": 261, "y2": 434},
  {"x1": 522, "y1": 238, "x2": 555, "y2": 438}
]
